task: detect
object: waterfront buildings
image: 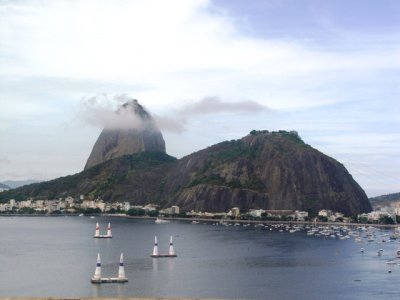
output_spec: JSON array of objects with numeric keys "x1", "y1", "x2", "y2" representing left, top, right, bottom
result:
[{"x1": 0, "y1": 196, "x2": 399, "y2": 225}]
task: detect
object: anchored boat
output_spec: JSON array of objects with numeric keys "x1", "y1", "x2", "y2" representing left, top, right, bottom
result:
[{"x1": 155, "y1": 217, "x2": 170, "y2": 224}]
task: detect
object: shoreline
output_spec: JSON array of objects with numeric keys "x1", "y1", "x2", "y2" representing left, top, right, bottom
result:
[
  {"x1": 1, "y1": 213, "x2": 398, "y2": 229},
  {"x1": 108, "y1": 214, "x2": 399, "y2": 229}
]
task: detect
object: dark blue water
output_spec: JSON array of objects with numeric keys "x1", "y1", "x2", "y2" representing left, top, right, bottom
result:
[{"x1": 0, "y1": 216, "x2": 399, "y2": 299}]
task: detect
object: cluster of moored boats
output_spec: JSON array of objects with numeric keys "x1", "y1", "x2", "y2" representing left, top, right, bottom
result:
[
  {"x1": 194, "y1": 220, "x2": 400, "y2": 273},
  {"x1": 91, "y1": 222, "x2": 177, "y2": 284},
  {"x1": 198, "y1": 220, "x2": 400, "y2": 240}
]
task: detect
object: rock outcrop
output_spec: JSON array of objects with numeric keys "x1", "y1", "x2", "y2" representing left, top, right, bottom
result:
[
  {"x1": 160, "y1": 130, "x2": 371, "y2": 215},
  {"x1": 84, "y1": 100, "x2": 165, "y2": 170}
]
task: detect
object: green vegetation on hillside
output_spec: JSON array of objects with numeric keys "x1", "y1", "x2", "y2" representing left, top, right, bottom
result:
[
  {"x1": 214, "y1": 140, "x2": 259, "y2": 162},
  {"x1": 185, "y1": 139, "x2": 266, "y2": 191},
  {"x1": 250, "y1": 129, "x2": 307, "y2": 145},
  {"x1": 0, "y1": 151, "x2": 176, "y2": 202}
]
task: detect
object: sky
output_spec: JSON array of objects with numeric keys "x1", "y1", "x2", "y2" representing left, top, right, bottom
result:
[{"x1": 0, "y1": 0, "x2": 399, "y2": 197}]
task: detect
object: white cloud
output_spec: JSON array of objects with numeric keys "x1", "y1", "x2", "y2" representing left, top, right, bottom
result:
[
  {"x1": 76, "y1": 94, "x2": 151, "y2": 129},
  {"x1": 1, "y1": 0, "x2": 399, "y2": 111},
  {"x1": 76, "y1": 94, "x2": 270, "y2": 133}
]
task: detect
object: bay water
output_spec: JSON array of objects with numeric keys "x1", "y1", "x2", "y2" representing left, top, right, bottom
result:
[{"x1": 0, "y1": 216, "x2": 399, "y2": 299}]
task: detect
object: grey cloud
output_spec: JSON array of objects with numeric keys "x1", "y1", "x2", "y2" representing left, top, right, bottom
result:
[
  {"x1": 180, "y1": 96, "x2": 270, "y2": 115},
  {"x1": 153, "y1": 115, "x2": 186, "y2": 134},
  {"x1": 155, "y1": 96, "x2": 271, "y2": 133},
  {"x1": 0, "y1": 157, "x2": 11, "y2": 164}
]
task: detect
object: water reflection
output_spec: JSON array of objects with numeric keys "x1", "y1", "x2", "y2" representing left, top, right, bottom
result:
[
  {"x1": 167, "y1": 257, "x2": 175, "y2": 272},
  {"x1": 152, "y1": 258, "x2": 158, "y2": 272},
  {"x1": 91, "y1": 284, "x2": 100, "y2": 297}
]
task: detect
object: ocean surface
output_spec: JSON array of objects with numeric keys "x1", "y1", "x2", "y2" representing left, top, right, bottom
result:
[{"x1": 0, "y1": 216, "x2": 399, "y2": 299}]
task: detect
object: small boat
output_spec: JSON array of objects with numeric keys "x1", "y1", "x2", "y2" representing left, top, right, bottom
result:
[{"x1": 155, "y1": 217, "x2": 170, "y2": 224}]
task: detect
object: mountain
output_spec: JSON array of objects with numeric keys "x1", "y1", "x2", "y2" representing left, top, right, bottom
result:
[
  {"x1": 1, "y1": 180, "x2": 40, "y2": 189},
  {"x1": 159, "y1": 130, "x2": 371, "y2": 215},
  {"x1": 84, "y1": 100, "x2": 166, "y2": 170},
  {"x1": 0, "y1": 183, "x2": 10, "y2": 190},
  {"x1": 369, "y1": 192, "x2": 400, "y2": 209},
  {"x1": 0, "y1": 130, "x2": 372, "y2": 216}
]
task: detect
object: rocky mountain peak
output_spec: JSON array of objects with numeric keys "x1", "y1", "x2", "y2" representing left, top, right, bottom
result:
[
  {"x1": 117, "y1": 99, "x2": 152, "y2": 124},
  {"x1": 84, "y1": 99, "x2": 166, "y2": 170}
]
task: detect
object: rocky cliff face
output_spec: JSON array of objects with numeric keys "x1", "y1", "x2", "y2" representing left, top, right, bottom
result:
[
  {"x1": 84, "y1": 100, "x2": 166, "y2": 170},
  {"x1": 160, "y1": 131, "x2": 371, "y2": 215}
]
